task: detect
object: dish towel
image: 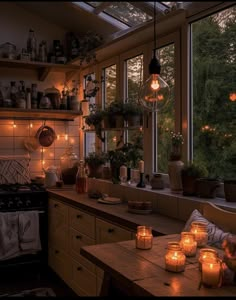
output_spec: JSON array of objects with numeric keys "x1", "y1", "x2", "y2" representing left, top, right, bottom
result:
[
  {"x1": 0, "y1": 212, "x2": 20, "y2": 260},
  {"x1": 18, "y1": 211, "x2": 41, "y2": 251}
]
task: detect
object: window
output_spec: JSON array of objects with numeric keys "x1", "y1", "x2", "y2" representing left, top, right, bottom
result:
[
  {"x1": 191, "y1": 5, "x2": 236, "y2": 179},
  {"x1": 125, "y1": 54, "x2": 144, "y2": 147},
  {"x1": 153, "y1": 43, "x2": 175, "y2": 173},
  {"x1": 102, "y1": 64, "x2": 117, "y2": 152}
]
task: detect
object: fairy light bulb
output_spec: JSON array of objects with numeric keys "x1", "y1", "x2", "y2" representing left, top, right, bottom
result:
[{"x1": 150, "y1": 74, "x2": 160, "y2": 90}]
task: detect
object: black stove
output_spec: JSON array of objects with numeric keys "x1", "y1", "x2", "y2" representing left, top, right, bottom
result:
[{"x1": 0, "y1": 183, "x2": 48, "y2": 212}]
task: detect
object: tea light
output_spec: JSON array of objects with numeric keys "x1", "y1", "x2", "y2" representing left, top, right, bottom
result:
[
  {"x1": 180, "y1": 232, "x2": 197, "y2": 257},
  {"x1": 198, "y1": 248, "x2": 218, "y2": 271},
  {"x1": 190, "y1": 221, "x2": 208, "y2": 247},
  {"x1": 202, "y1": 259, "x2": 222, "y2": 287},
  {"x1": 165, "y1": 242, "x2": 186, "y2": 272},
  {"x1": 136, "y1": 226, "x2": 153, "y2": 250}
]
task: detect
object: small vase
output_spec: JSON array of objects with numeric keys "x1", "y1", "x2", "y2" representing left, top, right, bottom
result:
[{"x1": 168, "y1": 160, "x2": 184, "y2": 193}]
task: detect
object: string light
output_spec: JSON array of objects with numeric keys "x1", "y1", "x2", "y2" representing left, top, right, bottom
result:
[{"x1": 12, "y1": 120, "x2": 16, "y2": 128}]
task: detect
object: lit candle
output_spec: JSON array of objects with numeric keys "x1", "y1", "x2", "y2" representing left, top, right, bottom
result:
[
  {"x1": 165, "y1": 242, "x2": 186, "y2": 273},
  {"x1": 180, "y1": 232, "x2": 197, "y2": 257},
  {"x1": 198, "y1": 248, "x2": 218, "y2": 271},
  {"x1": 202, "y1": 260, "x2": 222, "y2": 287},
  {"x1": 120, "y1": 165, "x2": 127, "y2": 178},
  {"x1": 190, "y1": 221, "x2": 208, "y2": 247},
  {"x1": 136, "y1": 226, "x2": 153, "y2": 250},
  {"x1": 139, "y1": 160, "x2": 144, "y2": 173}
]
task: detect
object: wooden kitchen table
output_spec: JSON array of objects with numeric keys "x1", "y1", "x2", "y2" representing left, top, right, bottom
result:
[{"x1": 80, "y1": 234, "x2": 236, "y2": 296}]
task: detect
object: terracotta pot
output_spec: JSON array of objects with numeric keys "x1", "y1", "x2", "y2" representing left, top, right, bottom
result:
[
  {"x1": 168, "y1": 160, "x2": 184, "y2": 192},
  {"x1": 224, "y1": 180, "x2": 236, "y2": 202},
  {"x1": 181, "y1": 172, "x2": 198, "y2": 196},
  {"x1": 88, "y1": 165, "x2": 103, "y2": 178}
]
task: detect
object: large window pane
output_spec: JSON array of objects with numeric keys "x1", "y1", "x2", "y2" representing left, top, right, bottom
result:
[
  {"x1": 125, "y1": 54, "x2": 144, "y2": 149},
  {"x1": 191, "y1": 5, "x2": 236, "y2": 179},
  {"x1": 154, "y1": 43, "x2": 175, "y2": 173}
]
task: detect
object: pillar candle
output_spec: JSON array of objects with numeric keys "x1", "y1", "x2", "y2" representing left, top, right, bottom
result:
[
  {"x1": 120, "y1": 165, "x2": 127, "y2": 178},
  {"x1": 202, "y1": 260, "x2": 222, "y2": 287},
  {"x1": 139, "y1": 160, "x2": 144, "y2": 173}
]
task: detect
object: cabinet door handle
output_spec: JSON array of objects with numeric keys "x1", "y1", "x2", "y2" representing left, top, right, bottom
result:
[
  {"x1": 54, "y1": 204, "x2": 58, "y2": 208},
  {"x1": 108, "y1": 228, "x2": 114, "y2": 233},
  {"x1": 76, "y1": 214, "x2": 82, "y2": 219},
  {"x1": 55, "y1": 250, "x2": 59, "y2": 254},
  {"x1": 77, "y1": 266, "x2": 82, "y2": 271},
  {"x1": 76, "y1": 235, "x2": 82, "y2": 239}
]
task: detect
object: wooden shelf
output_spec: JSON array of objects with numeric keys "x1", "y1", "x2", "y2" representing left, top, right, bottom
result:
[
  {"x1": 0, "y1": 58, "x2": 80, "y2": 82},
  {"x1": 0, "y1": 108, "x2": 82, "y2": 121}
]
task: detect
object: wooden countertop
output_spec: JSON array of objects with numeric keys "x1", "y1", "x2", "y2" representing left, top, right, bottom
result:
[
  {"x1": 80, "y1": 234, "x2": 236, "y2": 296},
  {"x1": 48, "y1": 189, "x2": 185, "y2": 235}
]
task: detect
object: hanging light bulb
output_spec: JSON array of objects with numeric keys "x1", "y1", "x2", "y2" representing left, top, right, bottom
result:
[{"x1": 138, "y1": 2, "x2": 170, "y2": 112}]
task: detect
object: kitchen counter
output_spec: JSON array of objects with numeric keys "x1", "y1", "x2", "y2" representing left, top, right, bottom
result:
[{"x1": 48, "y1": 188, "x2": 185, "y2": 236}]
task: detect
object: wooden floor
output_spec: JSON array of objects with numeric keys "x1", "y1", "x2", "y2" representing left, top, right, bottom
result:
[{"x1": 0, "y1": 266, "x2": 78, "y2": 297}]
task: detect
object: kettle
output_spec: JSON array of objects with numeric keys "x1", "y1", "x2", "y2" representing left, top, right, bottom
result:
[{"x1": 43, "y1": 166, "x2": 59, "y2": 187}]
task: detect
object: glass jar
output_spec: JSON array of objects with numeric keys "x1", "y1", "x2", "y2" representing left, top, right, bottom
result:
[
  {"x1": 60, "y1": 145, "x2": 79, "y2": 184},
  {"x1": 202, "y1": 258, "x2": 222, "y2": 287},
  {"x1": 165, "y1": 241, "x2": 186, "y2": 272},
  {"x1": 135, "y1": 226, "x2": 153, "y2": 250},
  {"x1": 75, "y1": 160, "x2": 88, "y2": 194},
  {"x1": 190, "y1": 221, "x2": 208, "y2": 247},
  {"x1": 180, "y1": 232, "x2": 197, "y2": 257},
  {"x1": 198, "y1": 248, "x2": 218, "y2": 271}
]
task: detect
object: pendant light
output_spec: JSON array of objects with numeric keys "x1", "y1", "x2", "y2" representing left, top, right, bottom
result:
[{"x1": 138, "y1": 2, "x2": 170, "y2": 112}]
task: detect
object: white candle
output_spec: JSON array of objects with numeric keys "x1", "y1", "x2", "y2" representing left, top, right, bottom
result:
[
  {"x1": 202, "y1": 260, "x2": 221, "y2": 287},
  {"x1": 120, "y1": 165, "x2": 127, "y2": 178},
  {"x1": 136, "y1": 226, "x2": 153, "y2": 250},
  {"x1": 139, "y1": 160, "x2": 144, "y2": 173}
]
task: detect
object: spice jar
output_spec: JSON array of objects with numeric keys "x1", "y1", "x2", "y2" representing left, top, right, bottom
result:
[
  {"x1": 150, "y1": 173, "x2": 164, "y2": 189},
  {"x1": 190, "y1": 221, "x2": 208, "y2": 247},
  {"x1": 165, "y1": 241, "x2": 186, "y2": 272}
]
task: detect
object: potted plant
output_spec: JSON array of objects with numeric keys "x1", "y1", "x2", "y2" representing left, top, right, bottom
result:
[
  {"x1": 224, "y1": 179, "x2": 236, "y2": 202},
  {"x1": 195, "y1": 177, "x2": 221, "y2": 198},
  {"x1": 84, "y1": 152, "x2": 107, "y2": 178},
  {"x1": 84, "y1": 108, "x2": 104, "y2": 142},
  {"x1": 123, "y1": 99, "x2": 143, "y2": 127},
  {"x1": 181, "y1": 162, "x2": 208, "y2": 196},
  {"x1": 106, "y1": 100, "x2": 125, "y2": 128},
  {"x1": 168, "y1": 132, "x2": 184, "y2": 192},
  {"x1": 107, "y1": 149, "x2": 127, "y2": 183}
]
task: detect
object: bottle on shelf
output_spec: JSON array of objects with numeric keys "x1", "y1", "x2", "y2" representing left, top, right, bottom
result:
[
  {"x1": 75, "y1": 160, "x2": 88, "y2": 194},
  {"x1": 27, "y1": 29, "x2": 37, "y2": 61},
  {"x1": 26, "y1": 88, "x2": 31, "y2": 109},
  {"x1": 16, "y1": 80, "x2": 26, "y2": 109},
  {"x1": 31, "y1": 83, "x2": 38, "y2": 109},
  {"x1": 10, "y1": 81, "x2": 17, "y2": 108}
]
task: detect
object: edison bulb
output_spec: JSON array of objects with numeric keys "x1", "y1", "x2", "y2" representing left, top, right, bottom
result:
[{"x1": 139, "y1": 74, "x2": 170, "y2": 112}]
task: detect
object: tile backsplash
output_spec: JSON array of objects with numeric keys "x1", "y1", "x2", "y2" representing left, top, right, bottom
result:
[{"x1": 0, "y1": 118, "x2": 81, "y2": 179}]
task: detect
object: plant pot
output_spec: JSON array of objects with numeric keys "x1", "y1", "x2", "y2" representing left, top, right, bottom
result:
[
  {"x1": 126, "y1": 114, "x2": 142, "y2": 127},
  {"x1": 88, "y1": 164, "x2": 103, "y2": 178},
  {"x1": 181, "y1": 172, "x2": 198, "y2": 196},
  {"x1": 224, "y1": 180, "x2": 236, "y2": 202},
  {"x1": 195, "y1": 178, "x2": 220, "y2": 198},
  {"x1": 168, "y1": 160, "x2": 184, "y2": 193}
]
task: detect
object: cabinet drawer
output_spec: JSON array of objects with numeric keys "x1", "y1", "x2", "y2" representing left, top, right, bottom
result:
[
  {"x1": 70, "y1": 257, "x2": 97, "y2": 296},
  {"x1": 69, "y1": 206, "x2": 95, "y2": 238},
  {"x1": 96, "y1": 218, "x2": 132, "y2": 244},
  {"x1": 48, "y1": 247, "x2": 71, "y2": 286},
  {"x1": 69, "y1": 227, "x2": 96, "y2": 273},
  {"x1": 48, "y1": 199, "x2": 69, "y2": 252}
]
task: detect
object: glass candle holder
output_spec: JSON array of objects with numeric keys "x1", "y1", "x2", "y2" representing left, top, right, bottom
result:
[
  {"x1": 180, "y1": 232, "x2": 197, "y2": 257},
  {"x1": 165, "y1": 241, "x2": 186, "y2": 272},
  {"x1": 190, "y1": 221, "x2": 208, "y2": 247},
  {"x1": 135, "y1": 226, "x2": 153, "y2": 250},
  {"x1": 202, "y1": 258, "x2": 222, "y2": 288},
  {"x1": 198, "y1": 248, "x2": 218, "y2": 271}
]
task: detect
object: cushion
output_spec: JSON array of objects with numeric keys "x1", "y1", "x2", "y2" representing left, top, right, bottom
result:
[
  {"x1": 183, "y1": 209, "x2": 234, "y2": 249},
  {"x1": 0, "y1": 155, "x2": 31, "y2": 184}
]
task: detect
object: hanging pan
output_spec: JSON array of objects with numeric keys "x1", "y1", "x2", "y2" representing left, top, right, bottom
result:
[{"x1": 35, "y1": 125, "x2": 57, "y2": 147}]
